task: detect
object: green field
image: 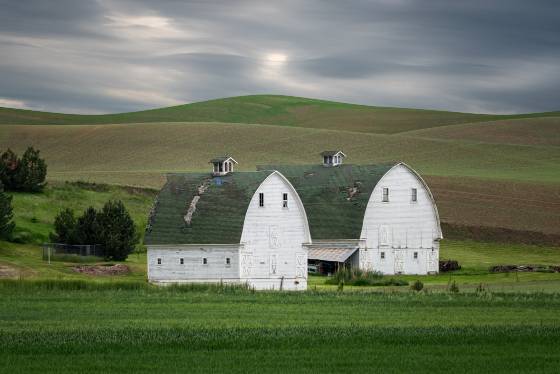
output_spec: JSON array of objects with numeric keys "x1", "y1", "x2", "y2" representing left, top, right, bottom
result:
[{"x1": 0, "y1": 282, "x2": 559, "y2": 373}]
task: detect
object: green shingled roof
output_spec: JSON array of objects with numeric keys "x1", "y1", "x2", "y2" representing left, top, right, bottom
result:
[
  {"x1": 145, "y1": 171, "x2": 273, "y2": 245},
  {"x1": 145, "y1": 163, "x2": 397, "y2": 245},
  {"x1": 257, "y1": 163, "x2": 397, "y2": 239}
]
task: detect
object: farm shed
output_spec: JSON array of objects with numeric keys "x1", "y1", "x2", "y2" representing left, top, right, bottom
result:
[{"x1": 306, "y1": 240, "x2": 361, "y2": 275}]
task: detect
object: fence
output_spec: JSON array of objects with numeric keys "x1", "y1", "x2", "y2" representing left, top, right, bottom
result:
[{"x1": 42, "y1": 243, "x2": 104, "y2": 262}]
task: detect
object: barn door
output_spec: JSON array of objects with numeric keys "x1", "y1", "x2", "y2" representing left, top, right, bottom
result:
[
  {"x1": 428, "y1": 250, "x2": 438, "y2": 273},
  {"x1": 295, "y1": 253, "x2": 306, "y2": 278},
  {"x1": 241, "y1": 254, "x2": 252, "y2": 277},
  {"x1": 394, "y1": 250, "x2": 404, "y2": 274}
]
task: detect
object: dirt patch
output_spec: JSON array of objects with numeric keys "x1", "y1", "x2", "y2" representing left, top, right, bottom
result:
[
  {"x1": 0, "y1": 264, "x2": 19, "y2": 278},
  {"x1": 72, "y1": 264, "x2": 130, "y2": 276},
  {"x1": 426, "y1": 175, "x2": 560, "y2": 237},
  {"x1": 442, "y1": 223, "x2": 560, "y2": 247}
]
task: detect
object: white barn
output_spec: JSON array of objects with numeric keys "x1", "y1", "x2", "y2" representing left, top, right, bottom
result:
[{"x1": 145, "y1": 152, "x2": 442, "y2": 290}]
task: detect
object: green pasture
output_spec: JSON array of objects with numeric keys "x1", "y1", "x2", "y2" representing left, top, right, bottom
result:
[{"x1": 0, "y1": 283, "x2": 559, "y2": 373}]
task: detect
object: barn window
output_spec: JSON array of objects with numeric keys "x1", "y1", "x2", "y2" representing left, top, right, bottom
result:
[
  {"x1": 414, "y1": 252, "x2": 418, "y2": 259},
  {"x1": 259, "y1": 192, "x2": 264, "y2": 207},
  {"x1": 411, "y1": 188, "x2": 417, "y2": 202},
  {"x1": 226, "y1": 257, "x2": 231, "y2": 265},
  {"x1": 180, "y1": 258, "x2": 184, "y2": 265},
  {"x1": 202, "y1": 258, "x2": 207, "y2": 265},
  {"x1": 382, "y1": 188, "x2": 389, "y2": 202},
  {"x1": 282, "y1": 193, "x2": 288, "y2": 208},
  {"x1": 157, "y1": 258, "x2": 162, "y2": 265},
  {"x1": 380, "y1": 252, "x2": 385, "y2": 259}
]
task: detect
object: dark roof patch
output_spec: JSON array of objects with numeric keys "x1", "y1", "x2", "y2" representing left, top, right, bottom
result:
[
  {"x1": 257, "y1": 163, "x2": 397, "y2": 239},
  {"x1": 145, "y1": 171, "x2": 273, "y2": 245}
]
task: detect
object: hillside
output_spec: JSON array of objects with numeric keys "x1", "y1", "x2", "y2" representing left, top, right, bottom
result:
[
  {"x1": 1, "y1": 94, "x2": 559, "y2": 238},
  {"x1": 1, "y1": 95, "x2": 559, "y2": 134}
]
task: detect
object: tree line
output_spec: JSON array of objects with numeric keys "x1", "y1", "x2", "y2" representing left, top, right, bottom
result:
[
  {"x1": 0, "y1": 147, "x2": 47, "y2": 192},
  {"x1": 50, "y1": 201, "x2": 138, "y2": 261}
]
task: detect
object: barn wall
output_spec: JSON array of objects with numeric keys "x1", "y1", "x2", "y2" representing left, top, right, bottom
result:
[
  {"x1": 360, "y1": 164, "x2": 441, "y2": 275},
  {"x1": 240, "y1": 172, "x2": 310, "y2": 291},
  {"x1": 147, "y1": 245, "x2": 240, "y2": 283}
]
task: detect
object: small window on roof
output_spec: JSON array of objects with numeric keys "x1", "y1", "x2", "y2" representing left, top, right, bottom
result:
[
  {"x1": 382, "y1": 188, "x2": 389, "y2": 202},
  {"x1": 259, "y1": 192, "x2": 264, "y2": 207},
  {"x1": 282, "y1": 193, "x2": 288, "y2": 208},
  {"x1": 411, "y1": 188, "x2": 417, "y2": 202}
]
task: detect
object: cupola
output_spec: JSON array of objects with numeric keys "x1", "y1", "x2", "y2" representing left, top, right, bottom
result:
[
  {"x1": 320, "y1": 150, "x2": 346, "y2": 167},
  {"x1": 210, "y1": 156, "x2": 238, "y2": 176}
]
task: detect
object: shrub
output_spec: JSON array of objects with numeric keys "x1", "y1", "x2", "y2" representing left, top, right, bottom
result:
[
  {"x1": 448, "y1": 280, "x2": 459, "y2": 293},
  {"x1": 326, "y1": 267, "x2": 408, "y2": 287},
  {"x1": 439, "y1": 260, "x2": 461, "y2": 272},
  {"x1": 75, "y1": 206, "x2": 100, "y2": 245},
  {"x1": 97, "y1": 200, "x2": 138, "y2": 261},
  {"x1": 0, "y1": 183, "x2": 15, "y2": 240},
  {"x1": 0, "y1": 149, "x2": 20, "y2": 189},
  {"x1": 0, "y1": 147, "x2": 47, "y2": 192},
  {"x1": 48, "y1": 200, "x2": 138, "y2": 261},
  {"x1": 50, "y1": 208, "x2": 78, "y2": 244},
  {"x1": 18, "y1": 147, "x2": 47, "y2": 192},
  {"x1": 411, "y1": 280, "x2": 424, "y2": 292}
]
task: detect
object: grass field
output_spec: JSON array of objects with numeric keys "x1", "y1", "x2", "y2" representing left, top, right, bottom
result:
[
  {"x1": 0, "y1": 282, "x2": 559, "y2": 373},
  {"x1": 9, "y1": 182, "x2": 155, "y2": 244}
]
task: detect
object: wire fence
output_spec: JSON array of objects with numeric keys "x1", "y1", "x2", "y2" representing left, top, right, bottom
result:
[{"x1": 42, "y1": 243, "x2": 104, "y2": 262}]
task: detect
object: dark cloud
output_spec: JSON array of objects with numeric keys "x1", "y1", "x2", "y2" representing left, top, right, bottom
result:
[{"x1": 0, "y1": 0, "x2": 558, "y2": 114}]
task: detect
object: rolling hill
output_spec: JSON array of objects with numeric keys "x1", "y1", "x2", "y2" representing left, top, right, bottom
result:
[
  {"x1": 1, "y1": 94, "x2": 559, "y2": 134},
  {"x1": 0, "y1": 95, "x2": 559, "y2": 238}
]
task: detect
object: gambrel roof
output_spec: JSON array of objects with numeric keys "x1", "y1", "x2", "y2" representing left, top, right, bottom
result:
[
  {"x1": 145, "y1": 171, "x2": 273, "y2": 245},
  {"x1": 145, "y1": 163, "x2": 398, "y2": 245},
  {"x1": 257, "y1": 163, "x2": 396, "y2": 239}
]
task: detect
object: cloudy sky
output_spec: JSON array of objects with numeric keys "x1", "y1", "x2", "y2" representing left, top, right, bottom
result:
[{"x1": 0, "y1": 0, "x2": 559, "y2": 114}]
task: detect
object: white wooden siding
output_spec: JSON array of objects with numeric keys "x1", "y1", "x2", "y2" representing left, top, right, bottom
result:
[
  {"x1": 360, "y1": 164, "x2": 441, "y2": 275},
  {"x1": 148, "y1": 245, "x2": 240, "y2": 283},
  {"x1": 240, "y1": 172, "x2": 310, "y2": 290}
]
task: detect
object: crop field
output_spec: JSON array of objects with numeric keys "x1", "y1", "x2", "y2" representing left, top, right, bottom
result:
[
  {"x1": 0, "y1": 282, "x2": 559, "y2": 373},
  {"x1": 1, "y1": 118, "x2": 559, "y2": 236}
]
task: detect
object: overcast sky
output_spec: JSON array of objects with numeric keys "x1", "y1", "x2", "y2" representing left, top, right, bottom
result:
[{"x1": 0, "y1": 0, "x2": 559, "y2": 114}]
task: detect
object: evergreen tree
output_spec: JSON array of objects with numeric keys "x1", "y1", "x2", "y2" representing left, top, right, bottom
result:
[
  {"x1": 50, "y1": 208, "x2": 78, "y2": 244},
  {"x1": 97, "y1": 200, "x2": 137, "y2": 261},
  {"x1": 75, "y1": 206, "x2": 100, "y2": 245},
  {"x1": 18, "y1": 147, "x2": 47, "y2": 192},
  {"x1": 0, "y1": 182, "x2": 15, "y2": 240},
  {"x1": 0, "y1": 149, "x2": 20, "y2": 189}
]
